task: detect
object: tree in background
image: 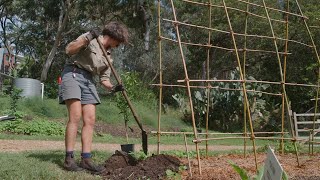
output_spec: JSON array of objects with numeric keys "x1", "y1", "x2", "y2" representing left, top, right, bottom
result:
[{"x1": 1, "y1": 0, "x2": 320, "y2": 131}]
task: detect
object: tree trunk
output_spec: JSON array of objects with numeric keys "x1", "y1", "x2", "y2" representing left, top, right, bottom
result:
[
  {"x1": 0, "y1": 75, "x2": 3, "y2": 93},
  {"x1": 140, "y1": 4, "x2": 151, "y2": 51},
  {"x1": 40, "y1": 0, "x2": 71, "y2": 82}
]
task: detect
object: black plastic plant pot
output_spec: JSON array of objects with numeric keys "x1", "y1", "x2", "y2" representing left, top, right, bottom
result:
[{"x1": 121, "y1": 144, "x2": 135, "y2": 153}]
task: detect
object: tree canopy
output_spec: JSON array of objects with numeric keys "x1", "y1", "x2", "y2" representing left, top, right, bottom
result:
[{"x1": 1, "y1": 0, "x2": 319, "y2": 131}]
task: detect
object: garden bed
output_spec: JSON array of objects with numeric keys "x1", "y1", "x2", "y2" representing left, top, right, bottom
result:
[
  {"x1": 180, "y1": 153, "x2": 320, "y2": 180},
  {"x1": 99, "y1": 150, "x2": 320, "y2": 179}
]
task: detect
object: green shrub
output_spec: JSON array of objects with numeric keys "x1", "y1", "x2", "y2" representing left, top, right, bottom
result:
[
  {"x1": 116, "y1": 72, "x2": 156, "y2": 106},
  {"x1": 0, "y1": 118, "x2": 65, "y2": 136},
  {"x1": 279, "y1": 141, "x2": 301, "y2": 153},
  {"x1": 9, "y1": 87, "x2": 23, "y2": 116}
]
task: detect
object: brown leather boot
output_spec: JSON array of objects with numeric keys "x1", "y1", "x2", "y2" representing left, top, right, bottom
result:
[
  {"x1": 64, "y1": 156, "x2": 84, "y2": 172},
  {"x1": 79, "y1": 157, "x2": 106, "y2": 173}
]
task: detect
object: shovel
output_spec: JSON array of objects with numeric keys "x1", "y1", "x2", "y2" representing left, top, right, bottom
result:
[{"x1": 96, "y1": 38, "x2": 148, "y2": 155}]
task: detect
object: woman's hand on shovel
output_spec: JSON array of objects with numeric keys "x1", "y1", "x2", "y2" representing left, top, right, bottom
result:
[{"x1": 111, "y1": 84, "x2": 125, "y2": 93}]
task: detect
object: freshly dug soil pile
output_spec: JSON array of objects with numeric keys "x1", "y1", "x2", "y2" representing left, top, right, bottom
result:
[{"x1": 101, "y1": 150, "x2": 182, "y2": 180}]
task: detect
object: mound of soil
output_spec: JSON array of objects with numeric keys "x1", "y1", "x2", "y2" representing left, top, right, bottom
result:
[{"x1": 101, "y1": 150, "x2": 182, "y2": 179}]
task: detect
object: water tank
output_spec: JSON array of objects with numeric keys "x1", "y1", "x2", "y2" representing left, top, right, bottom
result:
[{"x1": 13, "y1": 78, "x2": 42, "y2": 97}]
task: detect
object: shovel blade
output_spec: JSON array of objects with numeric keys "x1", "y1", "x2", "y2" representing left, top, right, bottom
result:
[{"x1": 142, "y1": 130, "x2": 148, "y2": 155}]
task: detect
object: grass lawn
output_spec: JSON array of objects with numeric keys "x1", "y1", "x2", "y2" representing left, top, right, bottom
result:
[
  {"x1": 0, "y1": 133, "x2": 281, "y2": 147},
  {"x1": 2, "y1": 95, "x2": 318, "y2": 179},
  {"x1": 1, "y1": 145, "x2": 319, "y2": 179},
  {"x1": 0, "y1": 150, "x2": 107, "y2": 180}
]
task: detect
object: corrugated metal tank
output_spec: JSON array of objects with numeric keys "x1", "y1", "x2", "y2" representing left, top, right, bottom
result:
[{"x1": 13, "y1": 78, "x2": 42, "y2": 97}]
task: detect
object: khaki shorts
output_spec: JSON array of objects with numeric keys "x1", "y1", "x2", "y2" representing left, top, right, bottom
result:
[{"x1": 59, "y1": 65, "x2": 101, "y2": 105}]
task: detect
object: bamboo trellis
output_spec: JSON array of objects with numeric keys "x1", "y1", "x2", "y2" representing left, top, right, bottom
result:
[{"x1": 155, "y1": 0, "x2": 320, "y2": 176}]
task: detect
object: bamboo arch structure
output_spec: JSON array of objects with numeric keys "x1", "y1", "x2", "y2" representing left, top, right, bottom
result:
[{"x1": 154, "y1": 0, "x2": 320, "y2": 175}]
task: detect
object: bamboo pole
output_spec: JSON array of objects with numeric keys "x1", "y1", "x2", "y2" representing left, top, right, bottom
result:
[
  {"x1": 193, "y1": 136, "x2": 312, "y2": 142},
  {"x1": 238, "y1": 0, "x2": 307, "y2": 19},
  {"x1": 205, "y1": 0, "x2": 212, "y2": 159},
  {"x1": 151, "y1": 83, "x2": 283, "y2": 96},
  {"x1": 160, "y1": 35, "x2": 234, "y2": 51},
  {"x1": 162, "y1": 19, "x2": 313, "y2": 48},
  {"x1": 309, "y1": 131, "x2": 312, "y2": 154},
  {"x1": 234, "y1": 33, "x2": 313, "y2": 48},
  {"x1": 169, "y1": 0, "x2": 202, "y2": 174},
  {"x1": 177, "y1": 79, "x2": 320, "y2": 88},
  {"x1": 280, "y1": 0, "x2": 290, "y2": 155},
  {"x1": 311, "y1": 83, "x2": 320, "y2": 155},
  {"x1": 162, "y1": 35, "x2": 295, "y2": 54},
  {"x1": 181, "y1": 0, "x2": 303, "y2": 23},
  {"x1": 262, "y1": 0, "x2": 300, "y2": 166},
  {"x1": 243, "y1": 0, "x2": 250, "y2": 158},
  {"x1": 184, "y1": 133, "x2": 192, "y2": 177},
  {"x1": 194, "y1": 137, "x2": 251, "y2": 142},
  {"x1": 222, "y1": 0, "x2": 258, "y2": 170},
  {"x1": 156, "y1": 0, "x2": 163, "y2": 155},
  {"x1": 295, "y1": 0, "x2": 320, "y2": 155},
  {"x1": 150, "y1": 131, "x2": 289, "y2": 135},
  {"x1": 306, "y1": 140, "x2": 320, "y2": 144}
]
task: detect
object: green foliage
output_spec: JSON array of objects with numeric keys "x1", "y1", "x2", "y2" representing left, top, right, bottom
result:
[
  {"x1": 165, "y1": 169, "x2": 181, "y2": 180},
  {"x1": 279, "y1": 141, "x2": 301, "y2": 153},
  {"x1": 0, "y1": 118, "x2": 65, "y2": 136},
  {"x1": 229, "y1": 161, "x2": 288, "y2": 180},
  {"x1": 282, "y1": 171, "x2": 289, "y2": 180},
  {"x1": 165, "y1": 166, "x2": 187, "y2": 180},
  {"x1": 251, "y1": 166, "x2": 265, "y2": 180},
  {"x1": 163, "y1": 150, "x2": 198, "y2": 158},
  {"x1": 229, "y1": 161, "x2": 250, "y2": 180},
  {"x1": 122, "y1": 72, "x2": 156, "y2": 102},
  {"x1": 129, "y1": 151, "x2": 149, "y2": 161},
  {"x1": 172, "y1": 93, "x2": 189, "y2": 114},
  {"x1": 9, "y1": 87, "x2": 23, "y2": 116},
  {"x1": 175, "y1": 69, "x2": 271, "y2": 132},
  {"x1": 44, "y1": 81, "x2": 59, "y2": 99},
  {"x1": 115, "y1": 72, "x2": 157, "y2": 141},
  {"x1": 2, "y1": 0, "x2": 320, "y2": 116},
  {"x1": 115, "y1": 72, "x2": 155, "y2": 113}
]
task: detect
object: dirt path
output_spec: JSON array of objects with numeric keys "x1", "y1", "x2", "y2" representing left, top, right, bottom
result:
[{"x1": 0, "y1": 139, "x2": 247, "y2": 153}]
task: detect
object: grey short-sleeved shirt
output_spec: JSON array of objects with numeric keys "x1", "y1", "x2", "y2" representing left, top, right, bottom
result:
[{"x1": 65, "y1": 34, "x2": 113, "y2": 82}]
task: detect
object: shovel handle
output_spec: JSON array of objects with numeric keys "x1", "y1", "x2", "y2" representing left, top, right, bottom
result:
[{"x1": 96, "y1": 38, "x2": 145, "y2": 132}]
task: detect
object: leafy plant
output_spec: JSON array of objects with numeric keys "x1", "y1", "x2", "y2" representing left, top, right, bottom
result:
[
  {"x1": 229, "y1": 160, "x2": 250, "y2": 180},
  {"x1": 279, "y1": 141, "x2": 301, "y2": 153},
  {"x1": 129, "y1": 151, "x2": 150, "y2": 161},
  {"x1": 191, "y1": 68, "x2": 270, "y2": 132},
  {"x1": 115, "y1": 94, "x2": 130, "y2": 143},
  {"x1": 229, "y1": 160, "x2": 288, "y2": 180},
  {"x1": 0, "y1": 118, "x2": 65, "y2": 136},
  {"x1": 165, "y1": 166, "x2": 187, "y2": 180},
  {"x1": 165, "y1": 169, "x2": 181, "y2": 180},
  {"x1": 172, "y1": 93, "x2": 189, "y2": 114},
  {"x1": 9, "y1": 87, "x2": 23, "y2": 116},
  {"x1": 115, "y1": 72, "x2": 156, "y2": 143}
]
